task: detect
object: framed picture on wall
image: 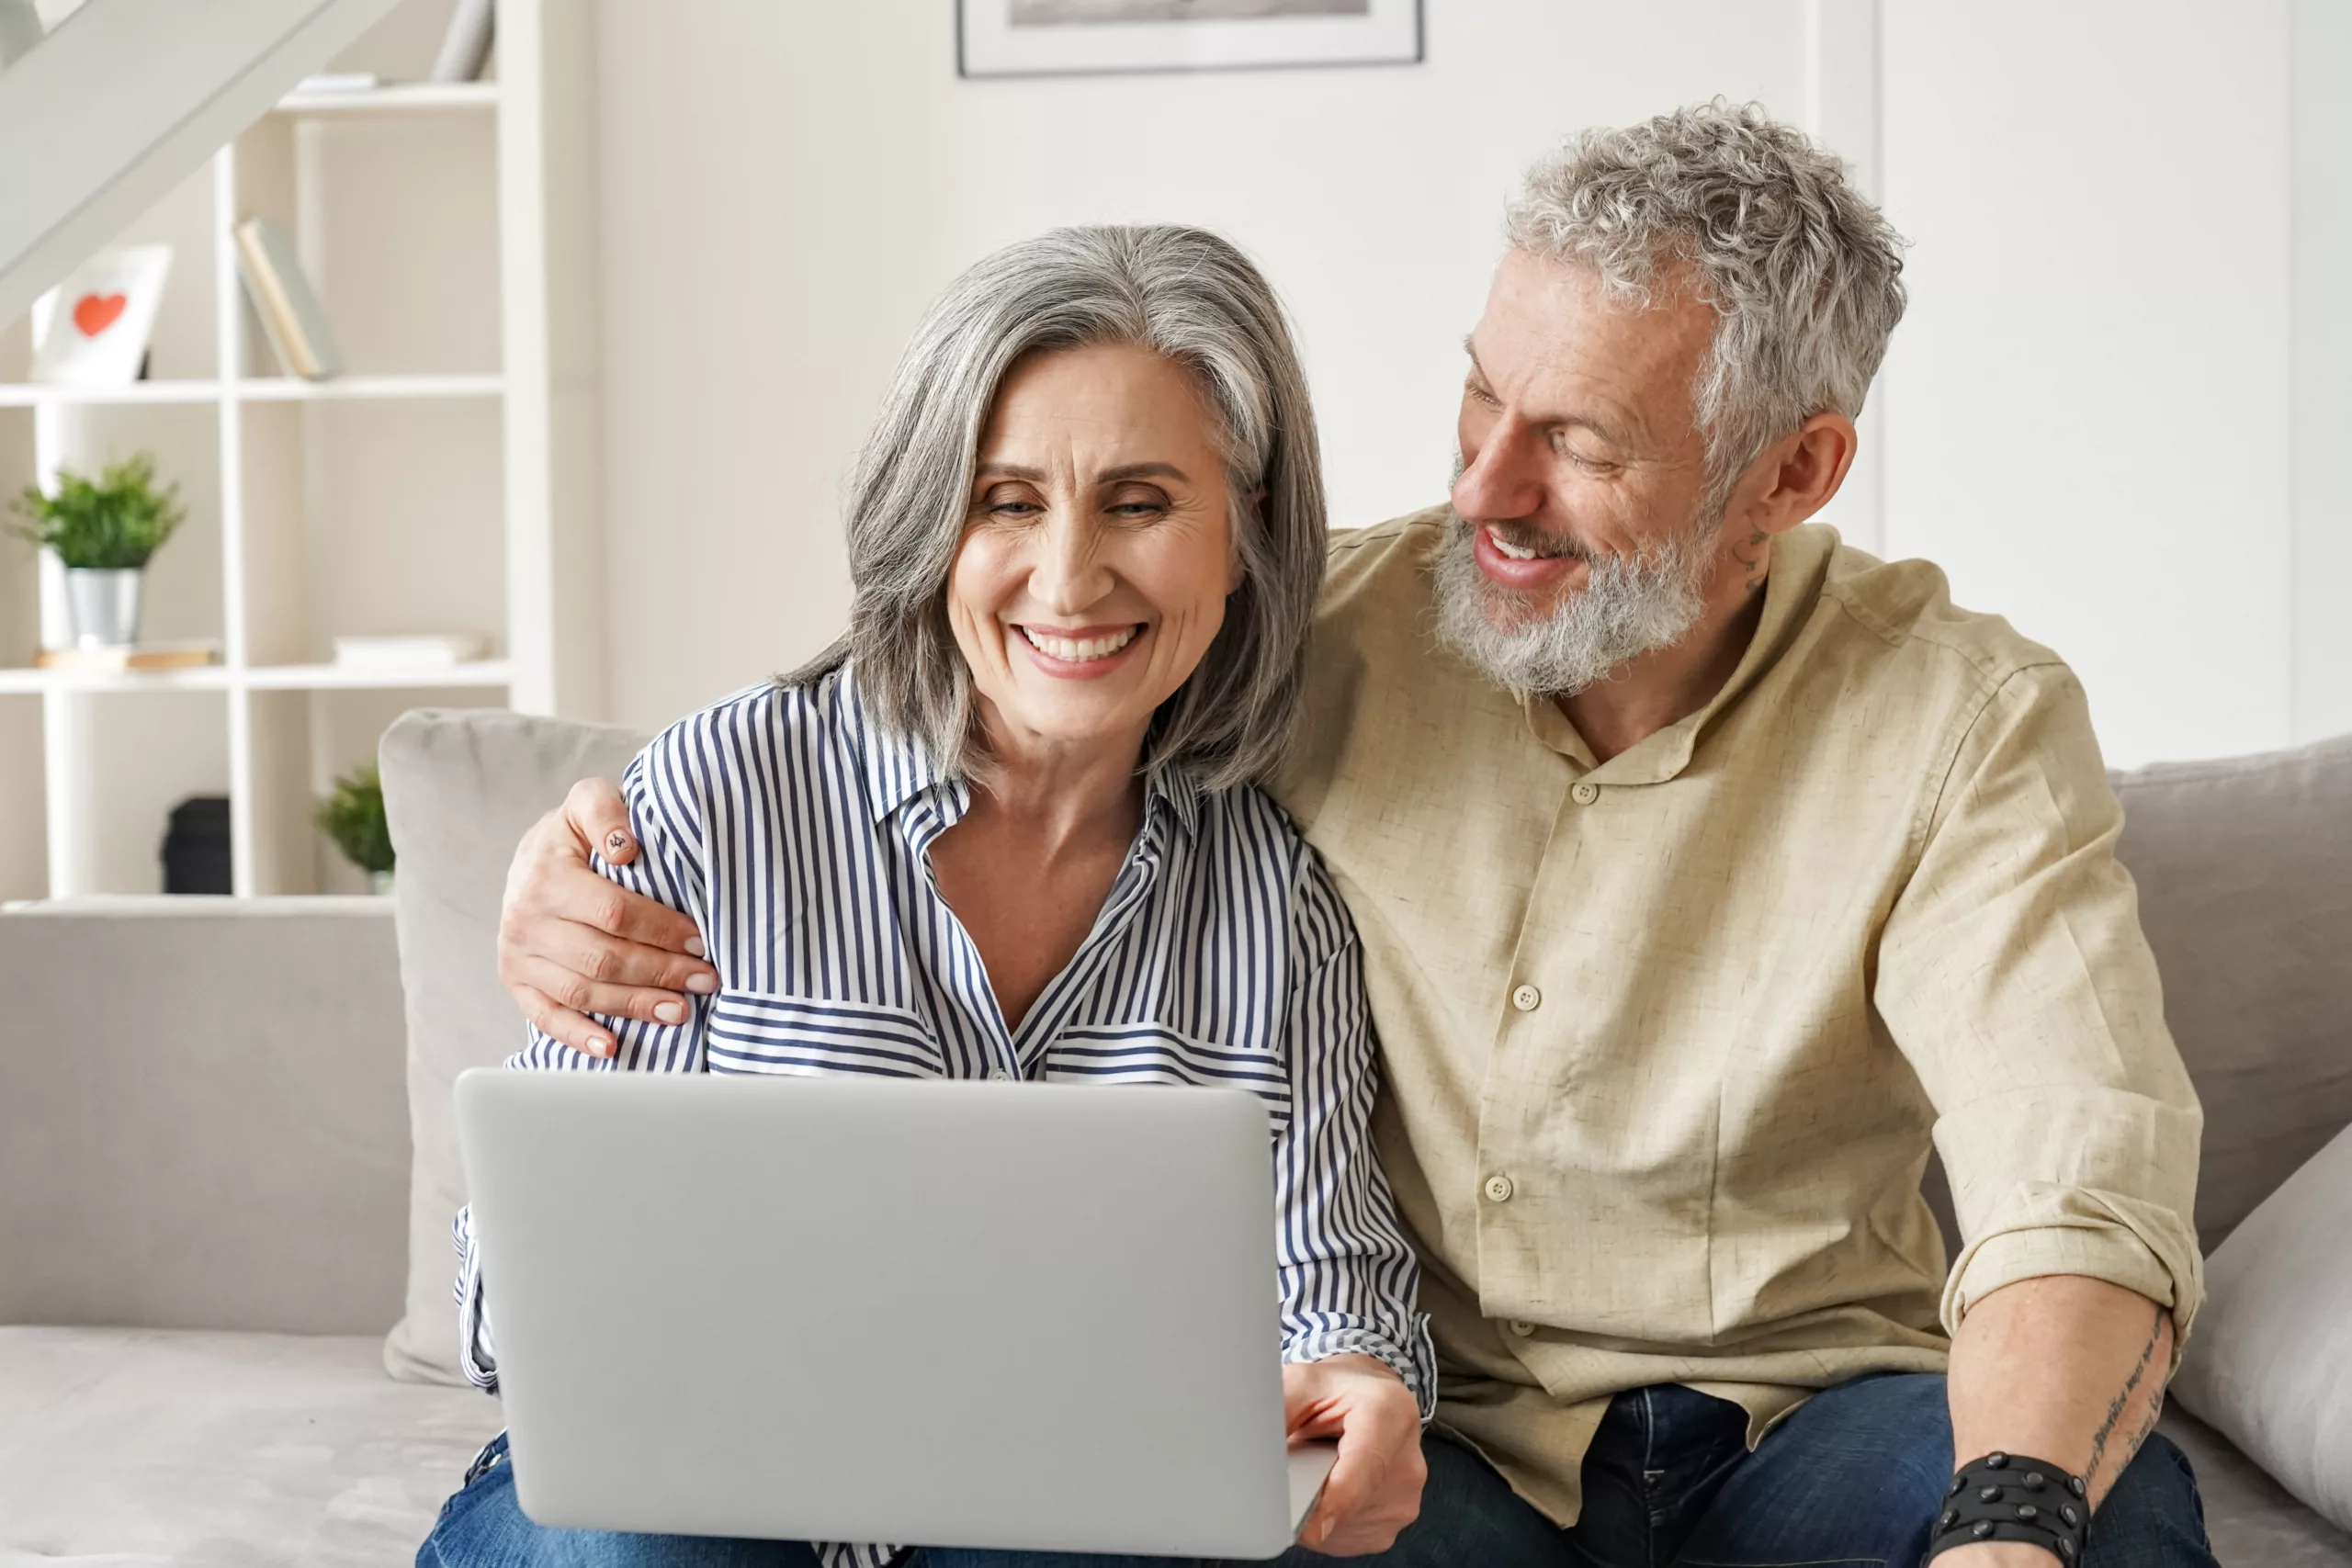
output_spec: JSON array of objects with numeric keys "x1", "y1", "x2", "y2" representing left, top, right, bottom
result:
[{"x1": 958, "y1": 0, "x2": 1422, "y2": 79}]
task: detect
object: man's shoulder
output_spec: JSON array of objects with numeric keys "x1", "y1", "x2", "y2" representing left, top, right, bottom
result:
[
  {"x1": 1812, "y1": 532, "x2": 2070, "y2": 698},
  {"x1": 1319, "y1": 505, "x2": 1451, "y2": 617}
]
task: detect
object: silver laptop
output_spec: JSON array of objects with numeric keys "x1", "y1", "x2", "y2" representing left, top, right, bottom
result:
[{"x1": 454, "y1": 1068, "x2": 1339, "y2": 1557}]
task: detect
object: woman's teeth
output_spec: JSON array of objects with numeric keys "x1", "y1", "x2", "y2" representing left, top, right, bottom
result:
[
  {"x1": 1487, "y1": 527, "x2": 1540, "y2": 561},
  {"x1": 1021, "y1": 626, "x2": 1139, "y2": 662}
]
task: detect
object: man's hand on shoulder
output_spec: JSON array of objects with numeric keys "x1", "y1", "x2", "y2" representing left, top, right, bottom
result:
[
  {"x1": 1283, "y1": 1351, "x2": 1425, "y2": 1556},
  {"x1": 496, "y1": 776, "x2": 718, "y2": 1056}
]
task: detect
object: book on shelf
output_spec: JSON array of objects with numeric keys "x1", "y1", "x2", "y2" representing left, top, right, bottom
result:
[
  {"x1": 431, "y1": 0, "x2": 495, "y2": 83},
  {"x1": 232, "y1": 217, "x2": 344, "y2": 381},
  {"x1": 291, "y1": 72, "x2": 381, "y2": 95},
  {"x1": 333, "y1": 634, "x2": 490, "y2": 670},
  {"x1": 34, "y1": 639, "x2": 220, "y2": 672}
]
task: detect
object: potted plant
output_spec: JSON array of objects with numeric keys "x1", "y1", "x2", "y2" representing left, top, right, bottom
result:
[
  {"x1": 315, "y1": 762, "x2": 395, "y2": 894},
  {"x1": 7, "y1": 453, "x2": 187, "y2": 648}
]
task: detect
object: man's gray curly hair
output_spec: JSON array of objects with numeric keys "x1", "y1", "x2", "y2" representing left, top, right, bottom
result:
[{"x1": 1505, "y1": 99, "x2": 1907, "y2": 512}]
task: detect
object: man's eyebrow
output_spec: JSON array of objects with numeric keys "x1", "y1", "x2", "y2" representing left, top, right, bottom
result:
[{"x1": 1461, "y1": 335, "x2": 1626, "y2": 446}]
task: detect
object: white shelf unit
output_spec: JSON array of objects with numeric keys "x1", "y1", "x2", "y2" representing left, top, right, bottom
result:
[{"x1": 0, "y1": 0, "x2": 601, "y2": 899}]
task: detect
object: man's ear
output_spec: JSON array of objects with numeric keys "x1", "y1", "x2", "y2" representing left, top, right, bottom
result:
[{"x1": 1733, "y1": 412, "x2": 1859, "y2": 538}]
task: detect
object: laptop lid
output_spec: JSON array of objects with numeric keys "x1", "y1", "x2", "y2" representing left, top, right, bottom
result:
[{"x1": 455, "y1": 1069, "x2": 1312, "y2": 1557}]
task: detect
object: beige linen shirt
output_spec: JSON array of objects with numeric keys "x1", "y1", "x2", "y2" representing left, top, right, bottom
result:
[{"x1": 1272, "y1": 508, "x2": 2205, "y2": 1527}]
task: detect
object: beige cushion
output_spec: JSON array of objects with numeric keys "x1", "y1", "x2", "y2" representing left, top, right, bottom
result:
[
  {"x1": 2171, "y1": 1120, "x2": 2352, "y2": 1536},
  {"x1": 0, "y1": 898, "x2": 410, "y2": 1336},
  {"x1": 2112, "y1": 732, "x2": 2352, "y2": 1245},
  {"x1": 379, "y1": 708, "x2": 650, "y2": 1385},
  {"x1": 0, "y1": 1325, "x2": 501, "y2": 1565}
]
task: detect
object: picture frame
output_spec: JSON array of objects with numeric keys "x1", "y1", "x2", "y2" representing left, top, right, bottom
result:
[
  {"x1": 30, "y1": 243, "x2": 173, "y2": 388},
  {"x1": 958, "y1": 0, "x2": 1422, "y2": 80}
]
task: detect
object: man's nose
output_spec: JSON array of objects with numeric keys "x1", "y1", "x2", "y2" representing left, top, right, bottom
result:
[{"x1": 1453, "y1": 423, "x2": 1544, "y2": 523}]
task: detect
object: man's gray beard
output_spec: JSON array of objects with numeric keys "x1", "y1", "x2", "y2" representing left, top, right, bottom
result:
[{"x1": 1432, "y1": 509, "x2": 1719, "y2": 696}]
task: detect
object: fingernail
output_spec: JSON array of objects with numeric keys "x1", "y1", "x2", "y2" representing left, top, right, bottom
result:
[
  {"x1": 589, "y1": 1037, "x2": 612, "y2": 1057},
  {"x1": 605, "y1": 829, "x2": 632, "y2": 857},
  {"x1": 685, "y1": 972, "x2": 718, "y2": 995},
  {"x1": 654, "y1": 1000, "x2": 685, "y2": 1025},
  {"x1": 684, "y1": 936, "x2": 706, "y2": 958}
]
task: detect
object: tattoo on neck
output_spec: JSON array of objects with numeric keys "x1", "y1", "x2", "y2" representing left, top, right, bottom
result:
[
  {"x1": 1735, "y1": 529, "x2": 1770, "y2": 592},
  {"x1": 2086, "y1": 1305, "x2": 2167, "y2": 1496}
]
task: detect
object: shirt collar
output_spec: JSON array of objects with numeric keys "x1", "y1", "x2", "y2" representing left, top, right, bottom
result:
[
  {"x1": 1521, "y1": 522, "x2": 1840, "y2": 785},
  {"x1": 842, "y1": 663, "x2": 954, "y2": 826},
  {"x1": 843, "y1": 660, "x2": 1204, "y2": 841}
]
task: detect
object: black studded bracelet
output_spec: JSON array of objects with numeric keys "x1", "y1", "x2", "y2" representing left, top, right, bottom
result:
[{"x1": 1923, "y1": 1451, "x2": 2090, "y2": 1563}]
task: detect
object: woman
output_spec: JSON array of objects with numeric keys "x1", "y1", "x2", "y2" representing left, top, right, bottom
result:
[{"x1": 421, "y1": 226, "x2": 1433, "y2": 1568}]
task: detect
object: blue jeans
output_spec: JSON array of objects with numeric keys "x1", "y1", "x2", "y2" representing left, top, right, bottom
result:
[
  {"x1": 1358, "y1": 1373, "x2": 2216, "y2": 1568},
  {"x1": 420, "y1": 1374, "x2": 2216, "y2": 1567},
  {"x1": 416, "y1": 1432, "x2": 1322, "y2": 1568}
]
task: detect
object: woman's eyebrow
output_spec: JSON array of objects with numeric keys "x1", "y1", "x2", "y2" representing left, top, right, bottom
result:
[
  {"x1": 1097, "y1": 462, "x2": 1188, "y2": 484},
  {"x1": 974, "y1": 462, "x2": 1046, "y2": 481}
]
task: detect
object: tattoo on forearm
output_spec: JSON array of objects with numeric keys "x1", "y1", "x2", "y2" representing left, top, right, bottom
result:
[{"x1": 2086, "y1": 1305, "x2": 2166, "y2": 1495}]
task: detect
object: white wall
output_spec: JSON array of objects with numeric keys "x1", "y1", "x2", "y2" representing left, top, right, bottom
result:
[
  {"x1": 2291, "y1": 0, "x2": 2352, "y2": 744},
  {"x1": 587, "y1": 0, "x2": 1807, "y2": 730},
  {"x1": 583, "y1": 0, "x2": 2342, "y2": 769},
  {"x1": 1881, "y1": 0, "x2": 2297, "y2": 768}
]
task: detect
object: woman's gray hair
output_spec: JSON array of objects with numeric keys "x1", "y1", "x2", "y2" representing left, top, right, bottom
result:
[
  {"x1": 788, "y1": 224, "x2": 1325, "y2": 793},
  {"x1": 1505, "y1": 100, "x2": 1907, "y2": 514}
]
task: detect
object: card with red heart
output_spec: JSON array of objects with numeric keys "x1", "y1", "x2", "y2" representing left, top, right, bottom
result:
[{"x1": 30, "y1": 244, "x2": 174, "y2": 388}]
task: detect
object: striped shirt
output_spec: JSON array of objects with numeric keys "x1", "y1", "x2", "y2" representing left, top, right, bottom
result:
[{"x1": 454, "y1": 665, "x2": 1434, "y2": 1568}]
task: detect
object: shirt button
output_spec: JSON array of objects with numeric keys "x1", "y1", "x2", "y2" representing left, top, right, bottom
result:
[
  {"x1": 1508, "y1": 1319, "x2": 1536, "y2": 1337},
  {"x1": 1484, "y1": 1174, "x2": 1515, "y2": 1203},
  {"x1": 1510, "y1": 983, "x2": 1542, "y2": 1012},
  {"x1": 1570, "y1": 781, "x2": 1600, "y2": 806},
  {"x1": 988, "y1": 1067, "x2": 1012, "y2": 1081}
]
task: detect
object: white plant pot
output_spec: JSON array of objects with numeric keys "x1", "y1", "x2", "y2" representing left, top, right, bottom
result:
[
  {"x1": 368, "y1": 868, "x2": 395, "y2": 897},
  {"x1": 64, "y1": 568, "x2": 143, "y2": 648}
]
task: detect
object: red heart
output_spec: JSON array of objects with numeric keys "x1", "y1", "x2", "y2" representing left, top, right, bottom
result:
[{"x1": 73, "y1": 292, "x2": 128, "y2": 338}]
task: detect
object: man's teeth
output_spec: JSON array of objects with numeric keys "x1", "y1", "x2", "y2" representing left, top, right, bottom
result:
[
  {"x1": 1022, "y1": 626, "x2": 1139, "y2": 662},
  {"x1": 1487, "y1": 527, "x2": 1540, "y2": 561}
]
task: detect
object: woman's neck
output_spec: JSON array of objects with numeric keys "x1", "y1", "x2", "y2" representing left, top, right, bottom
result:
[{"x1": 967, "y1": 703, "x2": 1151, "y2": 858}]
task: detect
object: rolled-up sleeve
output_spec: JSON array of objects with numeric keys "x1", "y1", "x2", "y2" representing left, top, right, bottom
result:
[{"x1": 1876, "y1": 661, "x2": 2204, "y2": 1357}]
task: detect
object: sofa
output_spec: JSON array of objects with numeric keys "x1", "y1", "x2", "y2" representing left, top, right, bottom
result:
[{"x1": 2, "y1": 716, "x2": 2347, "y2": 1565}]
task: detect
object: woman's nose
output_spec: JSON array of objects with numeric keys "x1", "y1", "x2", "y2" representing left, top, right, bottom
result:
[{"x1": 1030, "y1": 513, "x2": 1114, "y2": 615}]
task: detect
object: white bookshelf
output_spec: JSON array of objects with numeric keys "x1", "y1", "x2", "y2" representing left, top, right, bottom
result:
[{"x1": 0, "y1": 0, "x2": 602, "y2": 898}]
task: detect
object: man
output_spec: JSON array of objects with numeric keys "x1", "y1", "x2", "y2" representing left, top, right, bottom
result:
[{"x1": 492, "y1": 104, "x2": 2212, "y2": 1566}]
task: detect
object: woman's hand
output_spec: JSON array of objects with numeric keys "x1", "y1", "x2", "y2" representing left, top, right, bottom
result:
[
  {"x1": 1283, "y1": 1352, "x2": 1427, "y2": 1556},
  {"x1": 496, "y1": 777, "x2": 719, "y2": 1056}
]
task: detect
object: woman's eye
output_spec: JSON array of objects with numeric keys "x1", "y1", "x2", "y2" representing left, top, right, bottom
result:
[
  {"x1": 987, "y1": 498, "x2": 1042, "y2": 519},
  {"x1": 1105, "y1": 491, "x2": 1170, "y2": 522}
]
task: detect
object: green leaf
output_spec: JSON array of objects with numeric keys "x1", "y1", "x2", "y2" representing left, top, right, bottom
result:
[
  {"x1": 6, "y1": 452, "x2": 187, "y2": 570},
  {"x1": 313, "y1": 762, "x2": 394, "y2": 874}
]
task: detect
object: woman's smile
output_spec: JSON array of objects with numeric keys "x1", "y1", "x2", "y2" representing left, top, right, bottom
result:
[{"x1": 1012, "y1": 621, "x2": 1148, "y2": 676}]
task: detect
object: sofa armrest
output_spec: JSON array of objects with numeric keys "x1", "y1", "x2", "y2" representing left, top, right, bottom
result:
[{"x1": 0, "y1": 897, "x2": 410, "y2": 1335}]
